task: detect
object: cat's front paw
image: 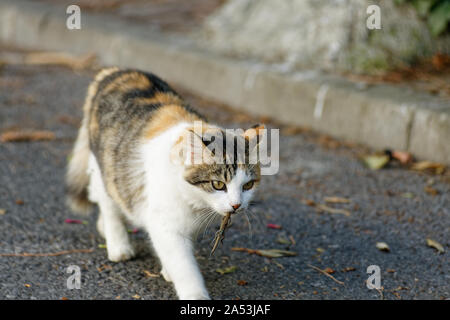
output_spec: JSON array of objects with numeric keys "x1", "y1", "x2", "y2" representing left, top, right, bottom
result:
[{"x1": 107, "y1": 244, "x2": 135, "y2": 262}]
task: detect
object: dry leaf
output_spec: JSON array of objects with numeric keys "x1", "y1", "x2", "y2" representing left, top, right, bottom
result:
[
  {"x1": 276, "y1": 237, "x2": 291, "y2": 245},
  {"x1": 324, "y1": 196, "x2": 351, "y2": 204},
  {"x1": 376, "y1": 242, "x2": 390, "y2": 252},
  {"x1": 267, "y1": 223, "x2": 282, "y2": 229},
  {"x1": 362, "y1": 154, "x2": 390, "y2": 170},
  {"x1": 0, "y1": 209, "x2": 6, "y2": 215},
  {"x1": 391, "y1": 150, "x2": 413, "y2": 164},
  {"x1": 237, "y1": 280, "x2": 248, "y2": 286},
  {"x1": 323, "y1": 267, "x2": 335, "y2": 274},
  {"x1": 302, "y1": 199, "x2": 316, "y2": 206},
  {"x1": 0, "y1": 130, "x2": 55, "y2": 143},
  {"x1": 316, "y1": 204, "x2": 351, "y2": 217},
  {"x1": 132, "y1": 294, "x2": 141, "y2": 299},
  {"x1": 231, "y1": 247, "x2": 297, "y2": 258},
  {"x1": 143, "y1": 270, "x2": 160, "y2": 278},
  {"x1": 342, "y1": 267, "x2": 356, "y2": 272},
  {"x1": 216, "y1": 266, "x2": 237, "y2": 275},
  {"x1": 424, "y1": 186, "x2": 439, "y2": 196},
  {"x1": 24, "y1": 52, "x2": 97, "y2": 70},
  {"x1": 255, "y1": 249, "x2": 297, "y2": 258},
  {"x1": 426, "y1": 239, "x2": 444, "y2": 254},
  {"x1": 411, "y1": 161, "x2": 445, "y2": 174}
]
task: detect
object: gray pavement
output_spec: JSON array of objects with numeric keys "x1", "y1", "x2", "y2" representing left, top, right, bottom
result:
[{"x1": 0, "y1": 63, "x2": 449, "y2": 300}]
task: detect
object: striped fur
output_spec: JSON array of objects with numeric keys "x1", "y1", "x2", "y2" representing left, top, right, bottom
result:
[{"x1": 66, "y1": 68, "x2": 205, "y2": 214}]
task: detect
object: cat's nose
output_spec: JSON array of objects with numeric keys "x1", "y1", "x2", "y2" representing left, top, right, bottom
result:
[{"x1": 232, "y1": 204, "x2": 241, "y2": 211}]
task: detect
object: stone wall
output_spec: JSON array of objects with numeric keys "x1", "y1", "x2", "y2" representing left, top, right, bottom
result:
[{"x1": 196, "y1": 0, "x2": 448, "y2": 74}]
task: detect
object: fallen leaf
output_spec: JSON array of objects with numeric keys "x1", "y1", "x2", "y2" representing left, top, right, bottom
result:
[
  {"x1": 98, "y1": 244, "x2": 107, "y2": 249},
  {"x1": 411, "y1": 161, "x2": 445, "y2": 174},
  {"x1": 376, "y1": 242, "x2": 390, "y2": 252},
  {"x1": 323, "y1": 267, "x2": 335, "y2": 274},
  {"x1": 143, "y1": 270, "x2": 160, "y2": 278},
  {"x1": 424, "y1": 186, "x2": 439, "y2": 196},
  {"x1": 0, "y1": 130, "x2": 55, "y2": 143},
  {"x1": 362, "y1": 154, "x2": 390, "y2": 170},
  {"x1": 24, "y1": 52, "x2": 97, "y2": 70},
  {"x1": 256, "y1": 249, "x2": 297, "y2": 258},
  {"x1": 282, "y1": 126, "x2": 305, "y2": 136},
  {"x1": 65, "y1": 219, "x2": 88, "y2": 225},
  {"x1": 276, "y1": 236, "x2": 291, "y2": 245},
  {"x1": 128, "y1": 228, "x2": 139, "y2": 234},
  {"x1": 391, "y1": 150, "x2": 413, "y2": 164},
  {"x1": 316, "y1": 204, "x2": 351, "y2": 217},
  {"x1": 96, "y1": 264, "x2": 112, "y2": 272},
  {"x1": 267, "y1": 223, "x2": 282, "y2": 230},
  {"x1": 231, "y1": 247, "x2": 297, "y2": 258},
  {"x1": 24, "y1": 284, "x2": 31, "y2": 288},
  {"x1": 342, "y1": 267, "x2": 356, "y2": 272},
  {"x1": 237, "y1": 280, "x2": 248, "y2": 286},
  {"x1": 324, "y1": 196, "x2": 351, "y2": 204},
  {"x1": 302, "y1": 199, "x2": 316, "y2": 207},
  {"x1": 401, "y1": 192, "x2": 414, "y2": 199},
  {"x1": 0, "y1": 209, "x2": 6, "y2": 215},
  {"x1": 132, "y1": 294, "x2": 141, "y2": 299},
  {"x1": 316, "y1": 247, "x2": 325, "y2": 254},
  {"x1": 426, "y1": 239, "x2": 445, "y2": 254},
  {"x1": 216, "y1": 265, "x2": 237, "y2": 275},
  {"x1": 15, "y1": 199, "x2": 24, "y2": 205},
  {"x1": 61, "y1": 297, "x2": 69, "y2": 300},
  {"x1": 386, "y1": 269, "x2": 396, "y2": 273}
]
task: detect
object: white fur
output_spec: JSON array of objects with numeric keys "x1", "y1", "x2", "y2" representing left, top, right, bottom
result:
[{"x1": 87, "y1": 122, "x2": 257, "y2": 300}]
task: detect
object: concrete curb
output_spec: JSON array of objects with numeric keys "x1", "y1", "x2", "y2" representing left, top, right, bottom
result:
[{"x1": 1, "y1": 0, "x2": 449, "y2": 165}]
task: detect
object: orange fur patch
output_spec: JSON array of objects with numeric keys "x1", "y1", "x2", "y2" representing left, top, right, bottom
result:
[
  {"x1": 133, "y1": 92, "x2": 183, "y2": 106},
  {"x1": 143, "y1": 104, "x2": 202, "y2": 140}
]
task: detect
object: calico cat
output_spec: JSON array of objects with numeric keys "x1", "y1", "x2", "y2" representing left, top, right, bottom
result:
[{"x1": 66, "y1": 68, "x2": 264, "y2": 300}]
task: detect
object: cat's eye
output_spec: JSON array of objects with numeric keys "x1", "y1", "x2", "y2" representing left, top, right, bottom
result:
[
  {"x1": 242, "y1": 181, "x2": 255, "y2": 191},
  {"x1": 212, "y1": 180, "x2": 226, "y2": 191}
]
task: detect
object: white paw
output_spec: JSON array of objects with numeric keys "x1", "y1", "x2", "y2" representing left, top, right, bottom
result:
[
  {"x1": 107, "y1": 244, "x2": 135, "y2": 262},
  {"x1": 160, "y1": 268, "x2": 172, "y2": 282},
  {"x1": 96, "y1": 216, "x2": 105, "y2": 238}
]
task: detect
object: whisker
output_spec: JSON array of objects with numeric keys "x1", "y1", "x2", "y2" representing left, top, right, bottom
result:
[
  {"x1": 202, "y1": 211, "x2": 219, "y2": 240},
  {"x1": 243, "y1": 210, "x2": 254, "y2": 245}
]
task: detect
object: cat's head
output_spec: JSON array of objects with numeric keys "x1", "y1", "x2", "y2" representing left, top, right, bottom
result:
[{"x1": 171, "y1": 123, "x2": 265, "y2": 216}]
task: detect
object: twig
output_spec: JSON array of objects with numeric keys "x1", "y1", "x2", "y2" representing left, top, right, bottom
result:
[
  {"x1": 0, "y1": 248, "x2": 94, "y2": 257},
  {"x1": 210, "y1": 212, "x2": 231, "y2": 256},
  {"x1": 307, "y1": 264, "x2": 345, "y2": 286}
]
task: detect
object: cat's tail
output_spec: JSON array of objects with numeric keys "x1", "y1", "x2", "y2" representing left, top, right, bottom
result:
[
  {"x1": 66, "y1": 117, "x2": 93, "y2": 214},
  {"x1": 66, "y1": 67, "x2": 120, "y2": 214}
]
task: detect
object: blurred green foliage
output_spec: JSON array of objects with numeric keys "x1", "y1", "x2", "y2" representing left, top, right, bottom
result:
[{"x1": 395, "y1": 0, "x2": 450, "y2": 35}]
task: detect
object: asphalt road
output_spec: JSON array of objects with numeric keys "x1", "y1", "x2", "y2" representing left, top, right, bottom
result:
[{"x1": 0, "y1": 63, "x2": 448, "y2": 300}]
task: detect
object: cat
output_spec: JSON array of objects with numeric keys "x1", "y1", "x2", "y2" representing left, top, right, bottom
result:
[{"x1": 66, "y1": 67, "x2": 265, "y2": 300}]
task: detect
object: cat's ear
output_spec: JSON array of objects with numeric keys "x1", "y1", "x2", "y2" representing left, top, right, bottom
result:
[
  {"x1": 243, "y1": 124, "x2": 266, "y2": 164},
  {"x1": 170, "y1": 128, "x2": 214, "y2": 166},
  {"x1": 243, "y1": 124, "x2": 266, "y2": 145}
]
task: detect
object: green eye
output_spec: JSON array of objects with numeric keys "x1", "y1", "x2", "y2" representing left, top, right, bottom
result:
[
  {"x1": 242, "y1": 181, "x2": 255, "y2": 191},
  {"x1": 212, "y1": 180, "x2": 226, "y2": 191}
]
